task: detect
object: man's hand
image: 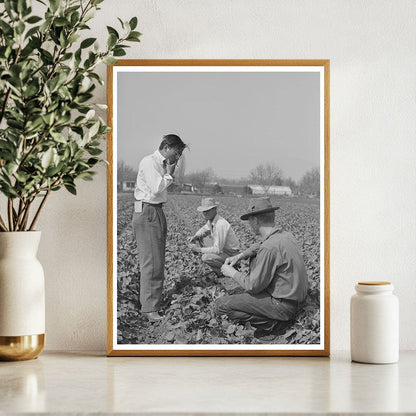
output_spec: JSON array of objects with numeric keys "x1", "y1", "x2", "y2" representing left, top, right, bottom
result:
[
  {"x1": 189, "y1": 243, "x2": 201, "y2": 254},
  {"x1": 221, "y1": 264, "x2": 238, "y2": 278},
  {"x1": 224, "y1": 253, "x2": 243, "y2": 267},
  {"x1": 188, "y1": 235, "x2": 198, "y2": 243},
  {"x1": 188, "y1": 236, "x2": 203, "y2": 248},
  {"x1": 166, "y1": 160, "x2": 177, "y2": 176}
]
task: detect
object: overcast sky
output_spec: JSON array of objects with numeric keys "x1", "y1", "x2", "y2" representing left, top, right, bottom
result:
[{"x1": 116, "y1": 69, "x2": 321, "y2": 182}]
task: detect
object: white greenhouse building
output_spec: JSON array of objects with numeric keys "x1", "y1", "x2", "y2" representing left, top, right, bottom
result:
[{"x1": 249, "y1": 185, "x2": 292, "y2": 196}]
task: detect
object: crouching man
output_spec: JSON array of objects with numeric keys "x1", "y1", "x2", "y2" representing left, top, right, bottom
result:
[
  {"x1": 215, "y1": 197, "x2": 308, "y2": 335},
  {"x1": 188, "y1": 198, "x2": 240, "y2": 277}
]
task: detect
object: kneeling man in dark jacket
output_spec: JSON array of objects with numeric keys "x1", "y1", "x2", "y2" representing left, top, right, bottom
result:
[{"x1": 216, "y1": 197, "x2": 308, "y2": 335}]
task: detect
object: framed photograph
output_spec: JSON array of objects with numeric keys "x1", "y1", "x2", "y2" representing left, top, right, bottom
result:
[{"x1": 107, "y1": 60, "x2": 330, "y2": 356}]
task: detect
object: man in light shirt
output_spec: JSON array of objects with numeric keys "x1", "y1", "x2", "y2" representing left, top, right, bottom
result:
[
  {"x1": 132, "y1": 134, "x2": 187, "y2": 322},
  {"x1": 188, "y1": 198, "x2": 240, "y2": 277}
]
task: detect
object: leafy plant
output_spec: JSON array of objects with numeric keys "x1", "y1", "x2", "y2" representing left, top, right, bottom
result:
[
  {"x1": 0, "y1": 0, "x2": 141, "y2": 231},
  {"x1": 117, "y1": 193, "x2": 321, "y2": 345}
]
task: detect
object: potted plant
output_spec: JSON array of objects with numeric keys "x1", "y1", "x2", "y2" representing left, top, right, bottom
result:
[{"x1": 0, "y1": 0, "x2": 140, "y2": 360}]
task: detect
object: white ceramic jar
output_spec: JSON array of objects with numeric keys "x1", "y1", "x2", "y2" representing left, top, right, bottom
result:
[{"x1": 350, "y1": 281, "x2": 399, "y2": 364}]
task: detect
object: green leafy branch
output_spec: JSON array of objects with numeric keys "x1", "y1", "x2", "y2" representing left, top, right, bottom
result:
[{"x1": 0, "y1": 0, "x2": 141, "y2": 231}]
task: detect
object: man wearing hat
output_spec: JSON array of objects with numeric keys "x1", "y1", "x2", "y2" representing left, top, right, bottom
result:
[
  {"x1": 216, "y1": 197, "x2": 308, "y2": 336},
  {"x1": 188, "y1": 197, "x2": 240, "y2": 277}
]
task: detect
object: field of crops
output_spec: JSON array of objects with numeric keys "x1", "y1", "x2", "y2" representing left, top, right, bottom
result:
[{"x1": 116, "y1": 193, "x2": 321, "y2": 345}]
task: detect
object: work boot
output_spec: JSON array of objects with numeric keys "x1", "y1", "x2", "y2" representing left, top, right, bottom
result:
[{"x1": 142, "y1": 311, "x2": 164, "y2": 322}]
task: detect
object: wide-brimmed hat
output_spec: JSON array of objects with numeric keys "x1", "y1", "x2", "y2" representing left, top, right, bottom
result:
[
  {"x1": 240, "y1": 197, "x2": 280, "y2": 220},
  {"x1": 197, "y1": 197, "x2": 219, "y2": 212}
]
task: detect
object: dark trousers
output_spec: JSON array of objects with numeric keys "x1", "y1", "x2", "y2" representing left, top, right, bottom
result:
[
  {"x1": 201, "y1": 249, "x2": 239, "y2": 276},
  {"x1": 214, "y1": 292, "x2": 298, "y2": 331},
  {"x1": 132, "y1": 204, "x2": 167, "y2": 313}
]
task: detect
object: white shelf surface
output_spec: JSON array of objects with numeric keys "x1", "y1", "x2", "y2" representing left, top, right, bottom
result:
[{"x1": 0, "y1": 350, "x2": 415, "y2": 414}]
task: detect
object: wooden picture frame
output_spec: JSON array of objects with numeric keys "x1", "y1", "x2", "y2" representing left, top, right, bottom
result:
[{"x1": 107, "y1": 60, "x2": 330, "y2": 356}]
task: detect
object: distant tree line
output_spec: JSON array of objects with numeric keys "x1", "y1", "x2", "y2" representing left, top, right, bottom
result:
[
  {"x1": 184, "y1": 163, "x2": 320, "y2": 197},
  {"x1": 117, "y1": 161, "x2": 137, "y2": 183},
  {"x1": 298, "y1": 167, "x2": 320, "y2": 197},
  {"x1": 118, "y1": 159, "x2": 320, "y2": 197}
]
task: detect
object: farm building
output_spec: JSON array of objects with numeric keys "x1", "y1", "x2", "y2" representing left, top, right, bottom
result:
[
  {"x1": 118, "y1": 180, "x2": 135, "y2": 192},
  {"x1": 220, "y1": 184, "x2": 252, "y2": 196},
  {"x1": 193, "y1": 183, "x2": 222, "y2": 195},
  {"x1": 249, "y1": 185, "x2": 292, "y2": 196},
  {"x1": 167, "y1": 183, "x2": 196, "y2": 193},
  {"x1": 181, "y1": 183, "x2": 196, "y2": 193},
  {"x1": 195, "y1": 183, "x2": 252, "y2": 196}
]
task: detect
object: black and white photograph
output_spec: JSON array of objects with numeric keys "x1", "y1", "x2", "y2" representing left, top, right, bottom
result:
[{"x1": 107, "y1": 60, "x2": 329, "y2": 356}]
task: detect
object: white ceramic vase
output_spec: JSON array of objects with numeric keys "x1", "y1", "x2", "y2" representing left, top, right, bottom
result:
[{"x1": 0, "y1": 231, "x2": 45, "y2": 360}]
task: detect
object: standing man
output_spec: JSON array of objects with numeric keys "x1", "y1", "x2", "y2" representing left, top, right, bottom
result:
[
  {"x1": 188, "y1": 198, "x2": 240, "y2": 276},
  {"x1": 132, "y1": 134, "x2": 187, "y2": 322},
  {"x1": 216, "y1": 197, "x2": 308, "y2": 336}
]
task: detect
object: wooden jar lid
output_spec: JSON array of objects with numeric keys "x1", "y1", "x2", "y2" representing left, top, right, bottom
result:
[{"x1": 358, "y1": 281, "x2": 391, "y2": 285}]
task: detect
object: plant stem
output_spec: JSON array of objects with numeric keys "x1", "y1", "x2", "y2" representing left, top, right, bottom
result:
[
  {"x1": 0, "y1": 88, "x2": 12, "y2": 126},
  {"x1": 15, "y1": 199, "x2": 28, "y2": 231},
  {"x1": 14, "y1": 199, "x2": 23, "y2": 230},
  {"x1": 0, "y1": 214, "x2": 8, "y2": 232},
  {"x1": 20, "y1": 199, "x2": 33, "y2": 231},
  {"x1": 24, "y1": 174, "x2": 63, "y2": 230},
  {"x1": 18, "y1": 121, "x2": 58, "y2": 169},
  {"x1": 29, "y1": 189, "x2": 50, "y2": 231},
  {"x1": 7, "y1": 199, "x2": 14, "y2": 231}
]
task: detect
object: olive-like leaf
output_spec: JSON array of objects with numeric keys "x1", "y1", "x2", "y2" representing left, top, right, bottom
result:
[
  {"x1": 64, "y1": 183, "x2": 77, "y2": 195},
  {"x1": 54, "y1": 17, "x2": 69, "y2": 27},
  {"x1": 50, "y1": 131, "x2": 67, "y2": 144},
  {"x1": 106, "y1": 26, "x2": 119, "y2": 38},
  {"x1": 26, "y1": 15, "x2": 42, "y2": 24},
  {"x1": 113, "y1": 47, "x2": 126, "y2": 57},
  {"x1": 80, "y1": 37, "x2": 96, "y2": 49},
  {"x1": 41, "y1": 148, "x2": 54, "y2": 169},
  {"x1": 129, "y1": 17, "x2": 138, "y2": 30},
  {"x1": 16, "y1": 21, "x2": 25, "y2": 35},
  {"x1": 88, "y1": 121, "x2": 100, "y2": 138},
  {"x1": 103, "y1": 56, "x2": 117, "y2": 65},
  {"x1": 107, "y1": 33, "x2": 117, "y2": 49},
  {"x1": 49, "y1": 0, "x2": 60, "y2": 13}
]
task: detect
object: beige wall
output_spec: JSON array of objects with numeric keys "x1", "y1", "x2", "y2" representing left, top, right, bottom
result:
[{"x1": 34, "y1": 0, "x2": 416, "y2": 351}]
